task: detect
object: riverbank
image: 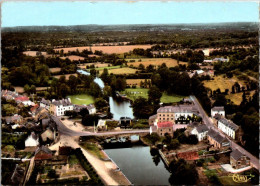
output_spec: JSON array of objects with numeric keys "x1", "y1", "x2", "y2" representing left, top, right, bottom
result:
[{"x1": 49, "y1": 135, "x2": 131, "y2": 185}]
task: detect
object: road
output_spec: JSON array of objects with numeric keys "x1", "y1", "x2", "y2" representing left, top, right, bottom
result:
[
  {"x1": 52, "y1": 115, "x2": 149, "y2": 137},
  {"x1": 190, "y1": 95, "x2": 259, "y2": 169}
]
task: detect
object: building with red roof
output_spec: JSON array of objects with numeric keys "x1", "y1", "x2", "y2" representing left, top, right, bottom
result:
[
  {"x1": 152, "y1": 121, "x2": 174, "y2": 137},
  {"x1": 15, "y1": 96, "x2": 34, "y2": 106}
]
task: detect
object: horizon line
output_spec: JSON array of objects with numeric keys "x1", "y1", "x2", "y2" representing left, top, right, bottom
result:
[{"x1": 2, "y1": 21, "x2": 258, "y2": 28}]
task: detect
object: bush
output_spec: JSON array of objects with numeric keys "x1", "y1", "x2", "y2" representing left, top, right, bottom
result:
[{"x1": 196, "y1": 159, "x2": 205, "y2": 167}]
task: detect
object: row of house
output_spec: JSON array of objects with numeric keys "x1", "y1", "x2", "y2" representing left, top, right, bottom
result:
[
  {"x1": 40, "y1": 98, "x2": 96, "y2": 117},
  {"x1": 2, "y1": 90, "x2": 35, "y2": 106},
  {"x1": 203, "y1": 57, "x2": 229, "y2": 63},
  {"x1": 149, "y1": 104, "x2": 200, "y2": 126}
]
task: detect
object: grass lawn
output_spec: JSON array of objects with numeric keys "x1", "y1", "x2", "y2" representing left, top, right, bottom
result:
[
  {"x1": 81, "y1": 143, "x2": 106, "y2": 159},
  {"x1": 68, "y1": 94, "x2": 95, "y2": 105},
  {"x1": 203, "y1": 75, "x2": 246, "y2": 92},
  {"x1": 121, "y1": 88, "x2": 185, "y2": 103}
]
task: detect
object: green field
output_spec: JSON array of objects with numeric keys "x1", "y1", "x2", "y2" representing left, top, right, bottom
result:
[
  {"x1": 121, "y1": 88, "x2": 185, "y2": 103},
  {"x1": 68, "y1": 94, "x2": 95, "y2": 105}
]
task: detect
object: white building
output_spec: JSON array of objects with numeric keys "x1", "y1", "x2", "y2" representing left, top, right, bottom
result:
[
  {"x1": 25, "y1": 132, "x2": 39, "y2": 147},
  {"x1": 15, "y1": 96, "x2": 34, "y2": 106},
  {"x1": 50, "y1": 98, "x2": 73, "y2": 116},
  {"x1": 86, "y1": 104, "x2": 96, "y2": 114},
  {"x1": 40, "y1": 98, "x2": 51, "y2": 109},
  {"x1": 191, "y1": 124, "x2": 209, "y2": 141},
  {"x1": 211, "y1": 106, "x2": 225, "y2": 117},
  {"x1": 218, "y1": 118, "x2": 239, "y2": 139}
]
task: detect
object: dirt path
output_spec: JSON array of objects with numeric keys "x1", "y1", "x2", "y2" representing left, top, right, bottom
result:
[{"x1": 49, "y1": 135, "x2": 130, "y2": 185}]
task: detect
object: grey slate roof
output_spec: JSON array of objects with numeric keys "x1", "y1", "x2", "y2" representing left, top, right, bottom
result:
[
  {"x1": 149, "y1": 114, "x2": 157, "y2": 120},
  {"x1": 230, "y1": 149, "x2": 248, "y2": 161},
  {"x1": 219, "y1": 118, "x2": 239, "y2": 131},
  {"x1": 35, "y1": 146, "x2": 52, "y2": 155},
  {"x1": 213, "y1": 113, "x2": 222, "y2": 120},
  {"x1": 41, "y1": 98, "x2": 51, "y2": 106},
  {"x1": 208, "y1": 129, "x2": 228, "y2": 144},
  {"x1": 212, "y1": 106, "x2": 225, "y2": 112},
  {"x1": 157, "y1": 105, "x2": 199, "y2": 114},
  {"x1": 195, "y1": 125, "x2": 209, "y2": 133},
  {"x1": 52, "y1": 98, "x2": 72, "y2": 106}
]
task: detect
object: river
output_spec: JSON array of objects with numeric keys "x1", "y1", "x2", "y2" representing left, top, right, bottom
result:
[
  {"x1": 104, "y1": 146, "x2": 170, "y2": 185},
  {"x1": 77, "y1": 70, "x2": 134, "y2": 120}
]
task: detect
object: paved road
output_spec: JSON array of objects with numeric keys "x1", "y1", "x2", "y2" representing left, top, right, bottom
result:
[
  {"x1": 52, "y1": 115, "x2": 149, "y2": 137},
  {"x1": 190, "y1": 95, "x2": 259, "y2": 169}
]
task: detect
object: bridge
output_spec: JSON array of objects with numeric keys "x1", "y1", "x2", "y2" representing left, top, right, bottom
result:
[{"x1": 52, "y1": 115, "x2": 149, "y2": 137}]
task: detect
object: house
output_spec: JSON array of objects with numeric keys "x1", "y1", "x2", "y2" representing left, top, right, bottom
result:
[
  {"x1": 149, "y1": 114, "x2": 157, "y2": 126},
  {"x1": 35, "y1": 146, "x2": 53, "y2": 161},
  {"x1": 5, "y1": 114, "x2": 23, "y2": 125},
  {"x1": 97, "y1": 119, "x2": 107, "y2": 130},
  {"x1": 40, "y1": 98, "x2": 51, "y2": 109},
  {"x1": 25, "y1": 132, "x2": 39, "y2": 147},
  {"x1": 15, "y1": 96, "x2": 34, "y2": 106},
  {"x1": 190, "y1": 125, "x2": 209, "y2": 141},
  {"x1": 218, "y1": 118, "x2": 239, "y2": 140},
  {"x1": 156, "y1": 105, "x2": 200, "y2": 124},
  {"x1": 30, "y1": 104, "x2": 39, "y2": 116},
  {"x1": 74, "y1": 104, "x2": 96, "y2": 115},
  {"x1": 1, "y1": 90, "x2": 18, "y2": 100},
  {"x1": 212, "y1": 113, "x2": 223, "y2": 126},
  {"x1": 213, "y1": 58, "x2": 229, "y2": 63},
  {"x1": 207, "y1": 129, "x2": 230, "y2": 149},
  {"x1": 230, "y1": 149, "x2": 250, "y2": 169},
  {"x1": 177, "y1": 151, "x2": 199, "y2": 161},
  {"x1": 50, "y1": 98, "x2": 73, "y2": 116},
  {"x1": 151, "y1": 121, "x2": 174, "y2": 137},
  {"x1": 35, "y1": 107, "x2": 49, "y2": 121},
  {"x1": 211, "y1": 106, "x2": 225, "y2": 117},
  {"x1": 119, "y1": 117, "x2": 132, "y2": 128}
]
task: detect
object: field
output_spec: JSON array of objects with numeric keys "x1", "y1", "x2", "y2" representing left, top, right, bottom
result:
[
  {"x1": 126, "y1": 79, "x2": 151, "y2": 87},
  {"x1": 23, "y1": 51, "x2": 47, "y2": 56},
  {"x1": 226, "y1": 90, "x2": 255, "y2": 105},
  {"x1": 203, "y1": 75, "x2": 246, "y2": 92},
  {"x1": 53, "y1": 73, "x2": 78, "y2": 80},
  {"x1": 60, "y1": 55, "x2": 85, "y2": 61},
  {"x1": 121, "y1": 88, "x2": 185, "y2": 103},
  {"x1": 49, "y1": 67, "x2": 61, "y2": 73},
  {"x1": 77, "y1": 62, "x2": 111, "y2": 69},
  {"x1": 68, "y1": 94, "x2": 95, "y2": 105},
  {"x1": 126, "y1": 58, "x2": 187, "y2": 68},
  {"x1": 54, "y1": 45, "x2": 153, "y2": 54}
]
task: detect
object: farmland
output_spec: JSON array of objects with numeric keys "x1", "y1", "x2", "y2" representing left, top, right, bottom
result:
[
  {"x1": 49, "y1": 67, "x2": 61, "y2": 73},
  {"x1": 126, "y1": 79, "x2": 151, "y2": 87},
  {"x1": 54, "y1": 45, "x2": 153, "y2": 54},
  {"x1": 77, "y1": 63, "x2": 111, "y2": 69},
  {"x1": 68, "y1": 94, "x2": 95, "y2": 105},
  {"x1": 60, "y1": 55, "x2": 85, "y2": 61},
  {"x1": 93, "y1": 66, "x2": 137, "y2": 74},
  {"x1": 121, "y1": 88, "x2": 185, "y2": 103},
  {"x1": 126, "y1": 58, "x2": 187, "y2": 68}
]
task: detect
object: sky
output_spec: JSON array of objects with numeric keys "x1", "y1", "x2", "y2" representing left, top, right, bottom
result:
[{"x1": 1, "y1": 1, "x2": 259, "y2": 27}]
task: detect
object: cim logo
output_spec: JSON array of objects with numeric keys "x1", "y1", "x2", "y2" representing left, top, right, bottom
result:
[{"x1": 228, "y1": 174, "x2": 255, "y2": 183}]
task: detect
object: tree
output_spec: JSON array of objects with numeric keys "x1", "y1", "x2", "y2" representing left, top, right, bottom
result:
[
  {"x1": 24, "y1": 84, "x2": 30, "y2": 94},
  {"x1": 30, "y1": 85, "x2": 36, "y2": 94},
  {"x1": 59, "y1": 83, "x2": 70, "y2": 98},
  {"x1": 187, "y1": 135, "x2": 198, "y2": 144},
  {"x1": 132, "y1": 97, "x2": 154, "y2": 119},
  {"x1": 168, "y1": 159, "x2": 198, "y2": 185},
  {"x1": 47, "y1": 169, "x2": 58, "y2": 178},
  {"x1": 65, "y1": 110, "x2": 78, "y2": 118},
  {"x1": 82, "y1": 114, "x2": 99, "y2": 126},
  {"x1": 94, "y1": 98, "x2": 108, "y2": 110},
  {"x1": 79, "y1": 108, "x2": 89, "y2": 117},
  {"x1": 148, "y1": 85, "x2": 162, "y2": 105},
  {"x1": 149, "y1": 133, "x2": 160, "y2": 145},
  {"x1": 89, "y1": 82, "x2": 102, "y2": 98},
  {"x1": 68, "y1": 75, "x2": 78, "y2": 94}
]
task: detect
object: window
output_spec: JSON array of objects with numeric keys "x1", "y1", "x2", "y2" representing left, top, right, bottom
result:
[
  {"x1": 161, "y1": 129, "x2": 162, "y2": 131},
  {"x1": 237, "y1": 161, "x2": 241, "y2": 165},
  {"x1": 169, "y1": 129, "x2": 171, "y2": 131}
]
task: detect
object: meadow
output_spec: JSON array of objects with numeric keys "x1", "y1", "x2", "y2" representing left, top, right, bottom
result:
[
  {"x1": 121, "y1": 88, "x2": 185, "y2": 103},
  {"x1": 67, "y1": 94, "x2": 95, "y2": 105}
]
